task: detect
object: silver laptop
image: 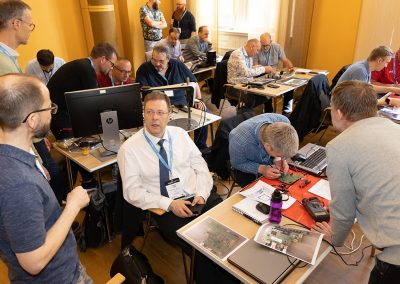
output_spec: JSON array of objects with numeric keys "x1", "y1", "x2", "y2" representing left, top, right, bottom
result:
[
  {"x1": 289, "y1": 143, "x2": 327, "y2": 175},
  {"x1": 228, "y1": 240, "x2": 299, "y2": 284}
]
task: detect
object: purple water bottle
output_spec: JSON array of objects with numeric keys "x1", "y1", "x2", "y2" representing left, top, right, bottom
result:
[{"x1": 269, "y1": 189, "x2": 282, "y2": 223}]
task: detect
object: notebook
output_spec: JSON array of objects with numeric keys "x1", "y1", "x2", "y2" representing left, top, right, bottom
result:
[
  {"x1": 289, "y1": 143, "x2": 327, "y2": 175},
  {"x1": 228, "y1": 240, "x2": 298, "y2": 284},
  {"x1": 232, "y1": 198, "x2": 269, "y2": 225}
]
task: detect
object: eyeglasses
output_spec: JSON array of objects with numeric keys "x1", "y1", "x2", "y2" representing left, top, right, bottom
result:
[
  {"x1": 17, "y1": 18, "x2": 35, "y2": 31},
  {"x1": 114, "y1": 66, "x2": 132, "y2": 75},
  {"x1": 144, "y1": 109, "x2": 170, "y2": 116},
  {"x1": 22, "y1": 102, "x2": 58, "y2": 123},
  {"x1": 106, "y1": 58, "x2": 115, "y2": 68}
]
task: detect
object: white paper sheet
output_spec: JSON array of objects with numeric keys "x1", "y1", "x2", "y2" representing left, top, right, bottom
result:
[{"x1": 308, "y1": 179, "x2": 331, "y2": 200}]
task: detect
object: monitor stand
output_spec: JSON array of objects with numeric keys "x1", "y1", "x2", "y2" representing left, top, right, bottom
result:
[
  {"x1": 100, "y1": 110, "x2": 121, "y2": 157},
  {"x1": 168, "y1": 105, "x2": 198, "y2": 131}
]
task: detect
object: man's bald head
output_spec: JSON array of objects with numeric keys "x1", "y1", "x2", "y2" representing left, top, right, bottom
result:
[{"x1": 0, "y1": 74, "x2": 46, "y2": 130}]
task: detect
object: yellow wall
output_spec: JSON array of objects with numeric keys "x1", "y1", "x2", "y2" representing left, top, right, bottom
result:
[
  {"x1": 124, "y1": 0, "x2": 174, "y2": 74},
  {"x1": 18, "y1": 0, "x2": 88, "y2": 71},
  {"x1": 306, "y1": 0, "x2": 362, "y2": 81}
]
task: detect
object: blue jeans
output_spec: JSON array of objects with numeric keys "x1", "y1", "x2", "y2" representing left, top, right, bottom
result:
[{"x1": 75, "y1": 263, "x2": 93, "y2": 284}]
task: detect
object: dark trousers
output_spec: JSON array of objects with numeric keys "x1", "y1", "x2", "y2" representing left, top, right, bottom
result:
[
  {"x1": 233, "y1": 168, "x2": 258, "y2": 188},
  {"x1": 369, "y1": 258, "x2": 400, "y2": 284},
  {"x1": 121, "y1": 192, "x2": 239, "y2": 284}
]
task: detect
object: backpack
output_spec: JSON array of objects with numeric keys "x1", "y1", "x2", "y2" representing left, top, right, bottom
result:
[
  {"x1": 110, "y1": 245, "x2": 164, "y2": 284},
  {"x1": 77, "y1": 190, "x2": 107, "y2": 251}
]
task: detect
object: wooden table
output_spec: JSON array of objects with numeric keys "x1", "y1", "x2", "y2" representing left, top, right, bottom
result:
[
  {"x1": 177, "y1": 193, "x2": 331, "y2": 284},
  {"x1": 233, "y1": 69, "x2": 328, "y2": 112}
]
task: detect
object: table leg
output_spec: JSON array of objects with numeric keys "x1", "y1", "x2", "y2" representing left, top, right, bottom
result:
[
  {"x1": 189, "y1": 247, "x2": 196, "y2": 284},
  {"x1": 96, "y1": 170, "x2": 113, "y2": 242},
  {"x1": 65, "y1": 157, "x2": 74, "y2": 191}
]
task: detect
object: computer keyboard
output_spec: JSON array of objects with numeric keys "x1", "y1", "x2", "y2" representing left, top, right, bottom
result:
[{"x1": 300, "y1": 148, "x2": 326, "y2": 169}]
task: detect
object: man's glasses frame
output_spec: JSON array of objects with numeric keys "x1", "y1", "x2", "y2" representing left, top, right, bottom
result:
[
  {"x1": 144, "y1": 109, "x2": 170, "y2": 117},
  {"x1": 22, "y1": 102, "x2": 58, "y2": 123},
  {"x1": 106, "y1": 58, "x2": 115, "y2": 68},
  {"x1": 113, "y1": 65, "x2": 132, "y2": 75},
  {"x1": 17, "y1": 18, "x2": 35, "y2": 31}
]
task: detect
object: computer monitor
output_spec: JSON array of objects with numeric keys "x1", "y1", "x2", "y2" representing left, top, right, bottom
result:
[
  {"x1": 65, "y1": 83, "x2": 143, "y2": 140},
  {"x1": 141, "y1": 83, "x2": 198, "y2": 131}
]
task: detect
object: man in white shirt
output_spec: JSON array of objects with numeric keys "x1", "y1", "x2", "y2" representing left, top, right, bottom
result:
[
  {"x1": 118, "y1": 92, "x2": 239, "y2": 284},
  {"x1": 26, "y1": 49, "x2": 65, "y2": 85},
  {"x1": 227, "y1": 38, "x2": 272, "y2": 109}
]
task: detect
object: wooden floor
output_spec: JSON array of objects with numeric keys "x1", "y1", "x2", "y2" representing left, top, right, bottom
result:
[{"x1": 0, "y1": 93, "x2": 377, "y2": 283}]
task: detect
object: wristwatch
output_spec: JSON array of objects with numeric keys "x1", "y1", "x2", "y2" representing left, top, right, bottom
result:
[{"x1": 385, "y1": 97, "x2": 391, "y2": 105}]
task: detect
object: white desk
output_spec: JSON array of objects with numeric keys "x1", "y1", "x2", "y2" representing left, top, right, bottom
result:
[
  {"x1": 177, "y1": 193, "x2": 332, "y2": 284},
  {"x1": 54, "y1": 108, "x2": 221, "y2": 190}
]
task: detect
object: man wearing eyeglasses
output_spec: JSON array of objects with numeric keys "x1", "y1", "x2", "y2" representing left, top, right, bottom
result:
[
  {"x1": 136, "y1": 44, "x2": 209, "y2": 150},
  {"x1": 0, "y1": 0, "x2": 34, "y2": 75},
  {"x1": 118, "y1": 92, "x2": 238, "y2": 284},
  {"x1": 97, "y1": 57, "x2": 133, "y2": 88},
  {"x1": 255, "y1": 32, "x2": 294, "y2": 114},
  {"x1": 0, "y1": 74, "x2": 92, "y2": 283},
  {"x1": 47, "y1": 42, "x2": 118, "y2": 140}
]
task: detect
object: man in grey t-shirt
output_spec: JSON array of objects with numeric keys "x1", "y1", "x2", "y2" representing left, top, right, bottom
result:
[{"x1": 0, "y1": 74, "x2": 91, "y2": 283}]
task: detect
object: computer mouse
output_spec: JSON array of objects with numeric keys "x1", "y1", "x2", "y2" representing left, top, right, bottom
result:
[{"x1": 256, "y1": 202, "x2": 270, "y2": 214}]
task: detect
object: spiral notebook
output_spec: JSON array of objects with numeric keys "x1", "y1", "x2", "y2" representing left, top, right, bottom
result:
[{"x1": 232, "y1": 198, "x2": 269, "y2": 225}]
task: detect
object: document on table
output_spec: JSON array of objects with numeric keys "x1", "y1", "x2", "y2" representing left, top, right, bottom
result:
[
  {"x1": 240, "y1": 180, "x2": 296, "y2": 209},
  {"x1": 308, "y1": 179, "x2": 331, "y2": 200}
]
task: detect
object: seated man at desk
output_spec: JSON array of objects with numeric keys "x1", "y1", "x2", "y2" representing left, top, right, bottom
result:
[
  {"x1": 229, "y1": 113, "x2": 299, "y2": 187},
  {"x1": 159, "y1": 27, "x2": 184, "y2": 62},
  {"x1": 227, "y1": 38, "x2": 274, "y2": 109},
  {"x1": 312, "y1": 81, "x2": 400, "y2": 283},
  {"x1": 371, "y1": 46, "x2": 400, "y2": 86},
  {"x1": 254, "y1": 32, "x2": 294, "y2": 114},
  {"x1": 117, "y1": 92, "x2": 238, "y2": 284},
  {"x1": 338, "y1": 45, "x2": 400, "y2": 106},
  {"x1": 182, "y1": 25, "x2": 212, "y2": 62},
  {"x1": 97, "y1": 57, "x2": 133, "y2": 87},
  {"x1": 136, "y1": 44, "x2": 208, "y2": 149}
]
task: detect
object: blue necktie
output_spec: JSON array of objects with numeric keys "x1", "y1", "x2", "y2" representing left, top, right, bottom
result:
[{"x1": 158, "y1": 139, "x2": 169, "y2": 197}]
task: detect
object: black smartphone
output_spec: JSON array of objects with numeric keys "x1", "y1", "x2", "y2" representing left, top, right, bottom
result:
[{"x1": 189, "y1": 203, "x2": 205, "y2": 215}]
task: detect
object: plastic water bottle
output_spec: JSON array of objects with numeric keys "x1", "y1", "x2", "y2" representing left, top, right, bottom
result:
[{"x1": 269, "y1": 189, "x2": 283, "y2": 223}]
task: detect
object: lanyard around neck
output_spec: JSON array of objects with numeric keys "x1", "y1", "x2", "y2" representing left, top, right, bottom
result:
[
  {"x1": 143, "y1": 130, "x2": 173, "y2": 173},
  {"x1": 0, "y1": 45, "x2": 22, "y2": 73}
]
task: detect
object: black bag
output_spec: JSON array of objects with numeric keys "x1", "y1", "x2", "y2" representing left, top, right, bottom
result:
[
  {"x1": 78, "y1": 190, "x2": 107, "y2": 251},
  {"x1": 110, "y1": 245, "x2": 164, "y2": 284}
]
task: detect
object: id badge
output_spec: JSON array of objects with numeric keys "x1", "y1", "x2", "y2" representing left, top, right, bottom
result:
[{"x1": 165, "y1": 178, "x2": 185, "y2": 199}]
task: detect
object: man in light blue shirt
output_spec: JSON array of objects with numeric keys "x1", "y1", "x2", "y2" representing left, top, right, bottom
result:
[
  {"x1": 338, "y1": 45, "x2": 400, "y2": 106},
  {"x1": 159, "y1": 27, "x2": 184, "y2": 62},
  {"x1": 229, "y1": 113, "x2": 298, "y2": 187}
]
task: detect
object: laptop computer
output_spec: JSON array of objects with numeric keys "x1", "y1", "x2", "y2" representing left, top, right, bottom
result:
[
  {"x1": 289, "y1": 143, "x2": 327, "y2": 175},
  {"x1": 228, "y1": 240, "x2": 299, "y2": 284}
]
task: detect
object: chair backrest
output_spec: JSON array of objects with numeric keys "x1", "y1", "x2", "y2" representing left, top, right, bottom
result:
[
  {"x1": 289, "y1": 74, "x2": 331, "y2": 141},
  {"x1": 211, "y1": 60, "x2": 229, "y2": 108},
  {"x1": 330, "y1": 64, "x2": 350, "y2": 90}
]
